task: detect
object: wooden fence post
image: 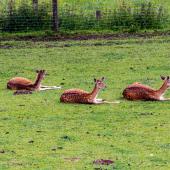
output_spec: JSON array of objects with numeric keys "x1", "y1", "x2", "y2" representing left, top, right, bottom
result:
[
  {"x1": 8, "y1": 0, "x2": 14, "y2": 16},
  {"x1": 52, "y1": 0, "x2": 59, "y2": 31},
  {"x1": 96, "y1": 10, "x2": 101, "y2": 20},
  {"x1": 32, "y1": 0, "x2": 38, "y2": 16}
]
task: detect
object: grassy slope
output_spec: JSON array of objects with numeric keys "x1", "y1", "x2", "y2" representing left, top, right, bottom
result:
[{"x1": 0, "y1": 37, "x2": 170, "y2": 170}]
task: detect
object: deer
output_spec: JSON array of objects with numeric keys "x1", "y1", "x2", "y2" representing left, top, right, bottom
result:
[
  {"x1": 122, "y1": 76, "x2": 170, "y2": 101},
  {"x1": 7, "y1": 70, "x2": 61, "y2": 95},
  {"x1": 60, "y1": 77, "x2": 120, "y2": 104}
]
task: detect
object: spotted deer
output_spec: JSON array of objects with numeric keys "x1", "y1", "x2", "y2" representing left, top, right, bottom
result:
[
  {"x1": 7, "y1": 70, "x2": 61, "y2": 95},
  {"x1": 60, "y1": 77, "x2": 119, "y2": 104},
  {"x1": 123, "y1": 76, "x2": 170, "y2": 101}
]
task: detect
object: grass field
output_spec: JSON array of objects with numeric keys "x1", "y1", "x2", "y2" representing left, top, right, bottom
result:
[
  {"x1": 1, "y1": 0, "x2": 170, "y2": 13},
  {"x1": 0, "y1": 37, "x2": 170, "y2": 170},
  {"x1": 1, "y1": 0, "x2": 170, "y2": 14},
  {"x1": 1, "y1": 0, "x2": 170, "y2": 9}
]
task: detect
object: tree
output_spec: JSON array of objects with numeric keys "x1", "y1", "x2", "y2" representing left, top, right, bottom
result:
[{"x1": 52, "y1": 0, "x2": 59, "y2": 31}]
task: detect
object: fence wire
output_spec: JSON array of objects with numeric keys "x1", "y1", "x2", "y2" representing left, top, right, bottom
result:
[{"x1": 0, "y1": 0, "x2": 169, "y2": 32}]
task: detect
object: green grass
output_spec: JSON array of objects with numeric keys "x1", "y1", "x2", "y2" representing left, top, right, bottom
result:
[
  {"x1": 0, "y1": 37, "x2": 170, "y2": 170},
  {"x1": 1, "y1": 0, "x2": 170, "y2": 10},
  {"x1": 1, "y1": 0, "x2": 170, "y2": 16}
]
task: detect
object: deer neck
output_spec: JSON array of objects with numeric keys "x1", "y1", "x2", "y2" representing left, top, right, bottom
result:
[
  {"x1": 156, "y1": 81, "x2": 168, "y2": 96},
  {"x1": 33, "y1": 74, "x2": 43, "y2": 89},
  {"x1": 90, "y1": 85, "x2": 101, "y2": 99}
]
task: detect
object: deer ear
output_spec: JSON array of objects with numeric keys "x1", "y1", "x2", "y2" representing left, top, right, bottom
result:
[
  {"x1": 94, "y1": 78, "x2": 97, "y2": 82},
  {"x1": 160, "y1": 76, "x2": 166, "y2": 80},
  {"x1": 101, "y1": 77, "x2": 105, "y2": 81}
]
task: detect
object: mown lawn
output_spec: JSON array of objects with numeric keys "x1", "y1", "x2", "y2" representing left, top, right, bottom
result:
[{"x1": 0, "y1": 37, "x2": 170, "y2": 170}]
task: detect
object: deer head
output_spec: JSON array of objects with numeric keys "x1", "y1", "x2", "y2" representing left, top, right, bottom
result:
[
  {"x1": 33, "y1": 70, "x2": 46, "y2": 89},
  {"x1": 36, "y1": 70, "x2": 46, "y2": 80},
  {"x1": 160, "y1": 76, "x2": 170, "y2": 88},
  {"x1": 94, "y1": 77, "x2": 106, "y2": 89}
]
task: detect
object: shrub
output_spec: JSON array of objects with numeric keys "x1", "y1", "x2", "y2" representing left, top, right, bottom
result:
[
  {"x1": 109, "y1": 1, "x2": 168, "y2": 31},
  {"x1": 134, "y1": 2, "x2": 168, "y2": 29},
  {"x1": 59, "y1": 4, "x2": 96, "y2": 30},
  {"x1": 110, "y1": 1, "x2": 134, "y2": 30},
  {"x1": 1, "y1": 2, "x2": 50, "y2": 32},
  {"x1": 0, "y1": 1, "x2": 168, "y2": 32}
]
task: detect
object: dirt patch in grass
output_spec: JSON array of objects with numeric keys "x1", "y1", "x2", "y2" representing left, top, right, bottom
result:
[
  {"x1": 1, "y1": 31, "x2": 170, "y2": 42},
  {"x1": 0, "y1": 45, "x2": 13, "y2": 49}
]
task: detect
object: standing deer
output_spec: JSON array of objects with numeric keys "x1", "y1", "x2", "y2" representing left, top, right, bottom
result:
[
  {"x1": 123, "y1": 76, "x2": 170, "y2": 101},
  {"x1": 60, "y1": 77, "x2": 119, "y2": 104},
  {"x1": 7, "y1": 70, "x2": 61, "y2": 95}
]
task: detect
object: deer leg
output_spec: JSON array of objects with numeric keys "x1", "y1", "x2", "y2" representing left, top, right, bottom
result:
[
  {"x1": 96, "y1": 99, "x2": 103, "y2": 102},
  {"x1": 94, "y1": 98, "x2": 108, "y2": 104},
  {"x1": 93, "y1": 100, "x2": 104, "y2": 104},
  {"x1": 41, "y1": 85, "x2": 61, "y2": 88},
  {"x1": 97, "y1": 98, "x2": 120, "y2": 104},
  {"x1": 162, "y1": 98, "x2": 170, "y2": 101},
  {"x1": 94, "y1": 99, "x2": 120, "y2": 104},
  {"x1": 103, "y1": 100, "x2": 120, "y2": 104},
  {"x1": 40, "y1": 86, "x2": 61, "y2": 91}
]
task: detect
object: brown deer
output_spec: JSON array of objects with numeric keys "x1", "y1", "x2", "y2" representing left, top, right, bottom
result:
[
  {"x1": 60, "y1": 77, "x2": 119, "y2": 104},
  {"x1": 123, "y1": 76, "x2": 170, "y2": 101},
  {"x1": 7, "y1": 70, "x2": 61, "y2": 94}
]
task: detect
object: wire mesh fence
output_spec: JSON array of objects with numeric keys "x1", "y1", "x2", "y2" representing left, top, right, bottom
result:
[{"x1": 0, "y1": 0, "x2": 169, "y2": 32}]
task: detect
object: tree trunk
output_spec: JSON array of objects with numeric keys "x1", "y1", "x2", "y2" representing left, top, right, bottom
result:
[
  {"x1": 33, "y1": 0, "x2": 38, "y2": 15},
  {"x1": 52, "y1": 0, "x2": 59, "y2": 31}
]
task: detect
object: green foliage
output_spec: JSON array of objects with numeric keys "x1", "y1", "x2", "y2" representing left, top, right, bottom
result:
[
  {"x1": 134, "y1": 2, "x2": 168, "y2": 29},
  {"x1": 1, "y1": 2, "x2": 50, "y2": 32},
  {"x1": 58, "y1": 1, "x2": 168, "y2": 31},
  {"x1": 110, "y1": 1, "x2": 168, "y2": 31},
  {"x1": 0, "y1": 1, "x2": 169, "y2": 32},
  {"x1": 112, "y1": 2, "x2": 134, "y2": 29}
]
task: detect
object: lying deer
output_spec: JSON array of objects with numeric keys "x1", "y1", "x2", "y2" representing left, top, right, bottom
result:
[
  {"x1": 60, "y1": 77, "x2": 119, "y2": 104},
  {"x1": 7, "y1": 70, "x2": 61, "y2": 95},
  {"x1": 123, "y1": 76, "x2": 170, "y2": 101}
]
